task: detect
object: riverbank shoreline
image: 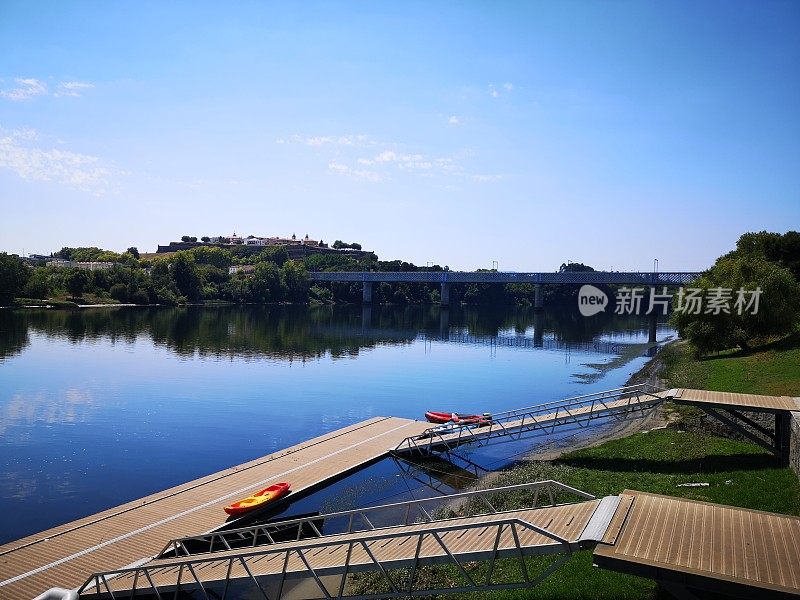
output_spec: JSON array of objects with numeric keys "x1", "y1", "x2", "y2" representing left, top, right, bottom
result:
[{"x1": 484, "y1": 342, "x2": 674, "y2": 467}]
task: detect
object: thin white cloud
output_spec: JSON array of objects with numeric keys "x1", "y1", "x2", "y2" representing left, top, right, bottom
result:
[
  {"x1": 0, "y1": 78, "x2": 48, "y2": 101},
  {"x1": 0, "y1": 77, "x2": 96, "y2": 101},
  {"x1": 471, "y1": 174, "x2": 504, "y2": 182},
  {"x1": 488, "y1": 82, "x2": 513, "y2": 98},
  {"x1": 0, "y1": 127, "x2": 118, "y2": 194},
  {"x1": 328, "y1": 161, "x2": 382, "y2": 182},
  {"x1": 448, "y1": 115, "x2": 460, "y2": 125},
  {"x1": 282, "y1": 132, "x2": 500, "y2": 185},
  {"x1": 278, "y1": 133, "x2": 371, "y2": 148},
  {"x1": 54, "y1": 81, "x2": 95, "y2": 98}
]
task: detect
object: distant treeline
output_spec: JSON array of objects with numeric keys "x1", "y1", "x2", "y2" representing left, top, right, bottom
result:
[{"x1": 0, "y1": 243, "x2": 605, "y2": 307}]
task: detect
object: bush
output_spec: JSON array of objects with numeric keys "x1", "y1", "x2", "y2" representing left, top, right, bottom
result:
[
  {"x1": 156, "y1": 287, "x2": 179, "y2": 306},
  {"x1": 109, "y1": 283, "x2": 128, "y2": 302},
  {"x1": 23, "y1": 269, "x2": 50, "y2": 299},
  {"x1": 131, "y1": 289, "x2": 150, "y2": 305},
  {"x1": 671, "y1": 256, "x2": 800, "y2": 354}
]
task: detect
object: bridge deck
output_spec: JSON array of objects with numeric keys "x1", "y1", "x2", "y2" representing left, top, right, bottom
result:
[
  {"x1": 594, "y1": 490, "x2": 800, "y2": 598},
  {"x1": 0, "y1": 417, "x2": 430, "y2": 600}
]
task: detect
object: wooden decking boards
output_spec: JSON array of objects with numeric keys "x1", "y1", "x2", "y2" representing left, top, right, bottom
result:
[
  {"x1": 672, "y1": 388, "x2": 800, "y2": 413},
  {"x1": 594, "y1": 491, "x2": 800, "y2": 598},
  {"x1": 0, "y1": 416, "x2": 431, "y2": 600}
]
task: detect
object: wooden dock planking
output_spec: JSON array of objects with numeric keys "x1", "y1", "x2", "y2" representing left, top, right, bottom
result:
[
  {"x1": 0, "y1": 416, "x2": 431, "y2": 600},
  {"x1": 593, "y1": 491, "x2": 800, "y2": 598},
  {"x1": 672, "y1": 388, "x2": 800, "y2": 413}
]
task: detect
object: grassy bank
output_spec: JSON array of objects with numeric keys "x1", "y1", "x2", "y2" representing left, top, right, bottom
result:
[
  {"x1": 659, "y1": 334, "x2": 800, "y2": 397},
  {"x1": 364, "y1": 337, "x2": 800, "y2": 599}
]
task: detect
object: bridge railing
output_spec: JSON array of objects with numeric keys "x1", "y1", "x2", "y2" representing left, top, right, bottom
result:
[
  {"x1": 395, "y1": 384, "x2": 668, "y2": 454},
  {"x1": 157, "y1": 480, "x2": 594, "y2": 559},
  {"x1": 308, "y1": 271, "x2": 702, "y2": 285}
]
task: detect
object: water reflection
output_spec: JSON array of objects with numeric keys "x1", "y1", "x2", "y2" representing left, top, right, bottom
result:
[
  {"x1": 0, "y1": 305, "x2": 666, "y2": 362},
  {"x1": 0, "y1": 305, "x2": 672, "y2": 543}
]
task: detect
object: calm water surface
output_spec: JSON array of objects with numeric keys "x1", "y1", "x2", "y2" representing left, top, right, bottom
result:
[{"x1": 0, "y1": 305, "x2": 673, "y2": 543}]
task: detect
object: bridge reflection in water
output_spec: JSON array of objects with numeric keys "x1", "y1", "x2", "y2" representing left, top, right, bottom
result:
[{"x1": 351, "y1": 306, "x2": 665, "y2": 356}]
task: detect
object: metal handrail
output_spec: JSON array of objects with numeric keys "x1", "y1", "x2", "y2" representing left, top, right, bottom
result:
[
  {"x1": 157, "y1": 480, "x2": 594, "y2": 558},
  {"x1": 80, "y1": 514, "x2": 581, "y2": 599},
  {"x1": 396, "y1": 385, "x2": 669, "y2": 454},
  {"x1": 488, "y1": 384, "x2": 663, "y2": 418}
]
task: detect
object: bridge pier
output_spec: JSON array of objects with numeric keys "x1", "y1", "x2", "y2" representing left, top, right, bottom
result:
[
  {"x1": 534, "y1": 284, "x2": 543, "y2": 310},
  {"x1": 362, "y1": 281, "x2": 373, "y2": 304},
  {"x1": 440, "y1": 283, "x2": 450, "y2": 307},
  {"x1": 648, "y1": 314, "x2": 657, "y2": 344}
]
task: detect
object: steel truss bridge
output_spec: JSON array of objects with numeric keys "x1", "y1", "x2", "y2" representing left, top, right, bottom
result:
[
  {"x1": 309, "y1": 271, "x2": 702, "y2": 306},
  {"x1": 309, "y1": 271, "x2": 702, "y2": 285}
]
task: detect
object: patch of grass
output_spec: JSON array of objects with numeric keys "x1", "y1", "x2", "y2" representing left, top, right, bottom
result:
[{"x1": 660, "y1": 336, "x2": 800, "y2": 397}]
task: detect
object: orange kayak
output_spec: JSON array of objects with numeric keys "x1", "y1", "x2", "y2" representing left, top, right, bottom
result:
[{"x1": 224, "y1": 482, "x2": 291, "y2": 516}]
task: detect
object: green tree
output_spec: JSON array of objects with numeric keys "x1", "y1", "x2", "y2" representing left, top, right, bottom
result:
[
  {"x1": 65, "y1": 269, "x2": 91, "y2": 299},
  {"x1": 671, "y1": 256, "x2": 800, "y2": 355},
  {"x1": 171, "y1": 252, "x2": 202, "y2": 302},
  {"x1": 249, "y1": 262, "x2": 283, "y2": 303},
  {"x1": 281, "y1": 260, "x2": 310, "y2": 303},
  {"x1": 190, "y1": 246, "x2": 232, "y2": 268},
  {"x1": 0, "y1": 254, "x2": 29, "y2": 305},
  {"x1": 126, "y1": 247, "x2": 140, "y2": 259},
  {"x1": 23, "y1": 268, "x2": 50, "y2": 299},
  {"x1": 200, "y1": 236, "x2": 210, "y2": 243},
  {"x1": 110, "y1": 283, "x2": 128, "y2": 302},
  {"x1": 723, "y1": 230, "x2": 800, "y2": 281}
]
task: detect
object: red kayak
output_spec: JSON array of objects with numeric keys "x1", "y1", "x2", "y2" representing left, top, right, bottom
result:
[
  {"x1": 425, "y1": 411, "x2": 457, "y2": 424},
  {"x1": 425, "y1": 411, "x2": 492, "y2": 426},
  {"x1": 224, "y1": 482, "x2": 291, "y2": 516}
]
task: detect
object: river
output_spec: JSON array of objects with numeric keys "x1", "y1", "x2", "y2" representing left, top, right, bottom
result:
[{"x1": 0, "y1": 305, "x2": 672, "y2": 544}]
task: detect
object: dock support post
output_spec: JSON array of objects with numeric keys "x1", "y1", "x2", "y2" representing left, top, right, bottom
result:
[
  {"x1": 534, "y1": 284, "x2": 543, "y2": 311},
  {"x1": 776, "y1": 412, "x2": 791, "y2": 467},
  {"x1": 440, "y1": 283, "x2": 450, "y2": 307},
  {"x1": 648, "y1": 314, "x2": 658, "y2": 345},
  {"x1": 362, "y1": 281, "x2": 373, "y2": 304}
]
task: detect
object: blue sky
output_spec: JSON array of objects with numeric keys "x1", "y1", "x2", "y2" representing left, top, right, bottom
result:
[{"x1": 1, "y1": 1, "x2": 798, "y2": 271}]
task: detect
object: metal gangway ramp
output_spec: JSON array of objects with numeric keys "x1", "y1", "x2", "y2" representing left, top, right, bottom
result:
[
  {"x1": 77, "y1": 482, "x2": 800, "y2": 600},
  {"x1": 394, "y1": 384, "x2": 668, "y2": 456},
  {"x1": 394, "y1": 386, "x2": 799, "y2": 466},
  {"x1": 77, "y1": 481, "x2": 616, "y2": 599}
]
